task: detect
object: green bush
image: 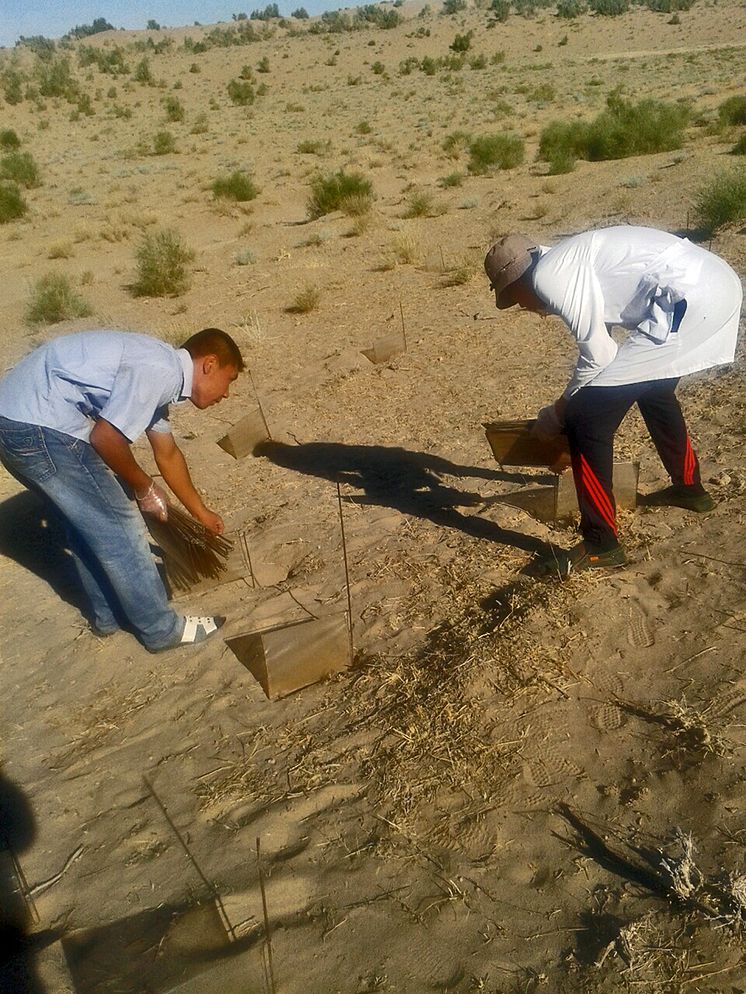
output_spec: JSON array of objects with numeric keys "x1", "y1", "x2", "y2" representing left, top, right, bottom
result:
[
  {"x1": 212, "y1": 171, "x2": 258, "y2": 201},
  {"x1": 589, "y1": 0, "x2": 628, "y2": 13},
  {"x1": 718, "y1": 95, "x2": 746, "y2": 127},
  {"x1": 491, "y1": 0, "x2": 511, "y2": 21},
  {"x1": 134, "y1": 58, "x2": 153, "y2": 84},
  {"x1": 297, "y1": 138, "x2": 328, "y2": 154},
  {"x1": 26, "y1": 273, "x2": 92, "y2": 324},
  {"x1": 2, "y1": 68, "x2": 24, "y2": 105},
  {"x1": 257, "y1": 56, "x2": 270, "y2": 73},
  {"x1": 403, "y1": 190, "x2": 435, "y2": 217},
  {"x1": 442, "y1": 0, "x2": 467, "y2": 12},
  {"x1": 0, "y1": 152, "x2": 40, "y2": 188},
  {"x1": 468, "y1": 133, "x2": 525, "y2": 174},
  {"x1": 307, "y1": 170, "x2": 373, "y2": 219},
  {"x1": 227, "y1": 78, "x2": 255, "y2": 105},
  {"x1": 0, "y1": 129, "x2": 21, "y2": 150},
  {"x1": 557, "y1": 0, "x2": 585, "y2": 16},
  {"x1": 132, "y1": 228, "x2": 194, "y2": 297},
  {"x1": 450, "y1": 32, "x2": 472, "y2": 52},
  {"x1": 731, "y1": 135, "x2": 746, "y2": 156},
  {"x1": 539, "y1": 93, "x2": 690, "y2": 172},
  {"x1": 695, "y1": 168, "x2": 746, "y2": 235},
  {"x1": 0, "y1": 183, "x2": 27, "y2": 223},
  {"x1": 153, "y1": 131, "x2": 177, "y2": 155},
  {"x1": 163, "y1": 95, "x2": 184, "y2": 122},
  {"x1": 439, "y1": 171, "x2": 463, "y2": 187}
]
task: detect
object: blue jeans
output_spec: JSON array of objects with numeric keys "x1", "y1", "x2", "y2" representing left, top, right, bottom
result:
[{"x1": 0, "y1": 417, "x2": 182, "y2": 650}]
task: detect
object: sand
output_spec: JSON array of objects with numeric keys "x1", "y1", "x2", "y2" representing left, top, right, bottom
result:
[{"x1": 1, "y1": 2, "x2": 745, "y2": 991}]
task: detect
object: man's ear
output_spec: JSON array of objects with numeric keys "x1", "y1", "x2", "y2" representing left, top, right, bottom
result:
[{"x1": 202, "y1": 354, "x2": 218, "y2": 374}]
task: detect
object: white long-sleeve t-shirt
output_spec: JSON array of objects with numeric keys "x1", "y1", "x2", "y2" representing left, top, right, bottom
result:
[{"x1": 530, "y1": 226, "x2": 743, "y2": 397}]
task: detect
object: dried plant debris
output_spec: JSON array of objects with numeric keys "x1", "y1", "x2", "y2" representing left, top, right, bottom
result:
[
  {"x1": 615, "y1": 695, "x2": 730, "y2": 762},
  {"x1": 658, "y1": 829, "x2": 703, "y2": 902}
]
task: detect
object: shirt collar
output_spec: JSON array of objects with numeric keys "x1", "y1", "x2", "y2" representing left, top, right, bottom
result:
[{"x1": 176, "y1": 349, "x2": 193, "y2": 401}]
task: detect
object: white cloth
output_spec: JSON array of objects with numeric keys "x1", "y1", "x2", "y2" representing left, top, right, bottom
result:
[{"x1": 530, "y1": 226, "x2": 743, "y2": 397}]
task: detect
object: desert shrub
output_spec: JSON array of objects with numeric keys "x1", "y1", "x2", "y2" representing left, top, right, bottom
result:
[
  {"x1": 48, "y1": 240, "x2": 74, "y2": 259},
  {"x1": 36, "y1": 56, "x2": 78, "y2": 99},
  {"x1": 469, "y1": 54, "x2": 488, "y2": 69},
  {"x1": 468, "y1": 133, "x2": 525, "y2": 173},
  {"x1": 163, "y1": 95, "x2": 184, "y2": 121},
  {"x1": 153, "y1": 131, "x2": 177, "y2": 154},
  {"x1": 491, "y1": 0, "x2": 511, "y2": 21},
  {"x1": 443, "y1": 0, "x2": 467, "y2": 12},
  {"x1": 731, "y1": 135, "x2": 746, "y2": 156},
  {"x1": 589, "y1": 0, "x2": 628, "y2": 12},
  {"x1": 257, "y1": 56, "x2": 270, "y2": 73},
  {"x1": 718, "y1": 95, "x2": 746, "y2": 127},
  {"x1": 695, "y1": 167, "x2": 746, "y2": 235},
  {"x1": 227, "y1": 78, "x2": 255, "y2": 105},
  {"x1": 557, "y1": 0, "x2": 585, "y2": 15},
  {"x1": 2, "y1": 68, "x2": 24, "y2": 105},
  {"x1": 371, "y1": 61, "x2": 386, "y2": 75},
  {"x1": 450, "y1": 31, "x2": 473, "y2": 52},
  {"x1": 26, "y1": 273, "x2": 92, "y2": 324},
  {"x1": 0, "y1": 130, "x2": 21, "y2": 150},
  {"x1": 356, "y1": 120, "x2": 372, "y2": 135},
  {"x1": 0, "y1": 183, "x2": 27, "y2": 223},
  {"x1": 403, "y1": 190, "x2": 435, "y2": 217},
  {"x1": 297, "y1": 138, "x2": 328, "y2": 154},
  {"x1": 66, "y1": 17, "x2": 115, "y2": 40},
  {"x1": 0, "y1": 152, "x2": 40, "y2": 188},
  {"x1": 191, "y1": 113, "x2": 209, "y2": 134},
  {"x1": 443, "y1": 130, "x2": 471, "y2": 157},
  {"x1": 286, "y1": 285, "x2": 320, "y2": 313},
  {"x1": 212, "y1": 171, "x2": 258, "y2": 201},
  {"x1": 132, "y1": 228, "x2": 194, "y2": 297},
  {"x1": 133, "y1": 58, "x2": 153, "y2": 84},
  {"x1": 439, "y1": 171, "x2": 464, "y2": 187},
  {"x1": 539, "y1": 93, "x2": 689, "y2": 171},
  {"x1": 292, "y1": 7, "x2": 309, "y2": 16},
  {"x1": 307, "y1": 170, "x2": 373, "y2": 219}
]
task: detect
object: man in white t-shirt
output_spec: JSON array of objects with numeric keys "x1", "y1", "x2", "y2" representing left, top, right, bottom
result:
[{"x1": 484, "y1": 226, "x2": 742, "y2": 576}]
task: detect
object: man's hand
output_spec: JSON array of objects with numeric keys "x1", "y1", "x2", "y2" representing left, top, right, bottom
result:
[
  {"x1": 533, "y1": 404, "x2": 563, "y2": 441},
  {"x1": 136, "y1": 480, "x2": 169, "y2": 521},
  {"x1": 194, "y1": 507, "x2": 225, "y2": 535}
]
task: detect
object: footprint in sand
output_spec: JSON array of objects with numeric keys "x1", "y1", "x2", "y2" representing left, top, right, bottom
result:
[{"x1": 627, "y1": 602, "x2": 655, "y2": 648}]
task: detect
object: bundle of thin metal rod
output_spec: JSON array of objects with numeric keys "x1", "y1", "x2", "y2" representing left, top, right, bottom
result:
[{"x1": 145, "y1": 503, "x2": 234, "y2": 592}]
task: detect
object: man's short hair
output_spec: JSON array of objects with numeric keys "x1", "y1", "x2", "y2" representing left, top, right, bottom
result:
[{"x1": 180, "y1": 328, "x2": 245, "y2": 372}]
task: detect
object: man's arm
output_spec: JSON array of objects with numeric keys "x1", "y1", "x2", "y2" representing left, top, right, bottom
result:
[
  {"x1": 90, "y1": 418, "x2": 153, "y2": 496},
  {"x1": 146, "y1": 429, "x2": 224, "y2": 535}
]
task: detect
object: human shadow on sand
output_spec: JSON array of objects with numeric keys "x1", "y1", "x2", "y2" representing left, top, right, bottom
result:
[
  {"x1": 0, "y1": 772, "x2": 56, "y2": 994},
  {"x1": 0, "y1": 491, "x2": 85, "y2": 616},
  {"x1": 255, "y1": 440, "x2": 553, "y2": 557}
]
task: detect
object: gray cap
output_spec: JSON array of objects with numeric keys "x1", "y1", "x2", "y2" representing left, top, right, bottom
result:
[{"x1": 484, "y1": 234, "x2": 538, "y2": 308}]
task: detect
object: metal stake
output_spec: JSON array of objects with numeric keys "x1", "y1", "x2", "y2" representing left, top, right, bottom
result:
[{"x1": 336, "y1": 480, "x2": 355, "y2": 665}]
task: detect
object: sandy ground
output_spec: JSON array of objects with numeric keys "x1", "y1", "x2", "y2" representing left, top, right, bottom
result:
[{"x1": 1, "y1": 2, "x2": 746, "y2": 992}]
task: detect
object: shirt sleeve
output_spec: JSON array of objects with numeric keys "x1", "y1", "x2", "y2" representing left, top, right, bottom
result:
[
  {"x1": 98, "y1": 357, "x2": 178, "y2": 442},
  {"x1": 533, "y1": 246, "x2": 618, "y2": 398},
  {"x1": 147, "y1": 405, "x2": 173, "y2": 435}
]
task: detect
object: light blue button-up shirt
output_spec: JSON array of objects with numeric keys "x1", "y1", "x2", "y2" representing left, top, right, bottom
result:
[{"x1": 0, "y1": 331, "x2": 193, "y2": 443}]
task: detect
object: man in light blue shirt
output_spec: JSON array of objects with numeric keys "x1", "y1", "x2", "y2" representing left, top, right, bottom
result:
[{"x1": 0, "y1": 328, "x2": 243, "y2": 652}]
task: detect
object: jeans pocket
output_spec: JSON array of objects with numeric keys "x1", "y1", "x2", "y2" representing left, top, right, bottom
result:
[{"x1": 0, "y1": 423, "x2": 57, "y2": 484}]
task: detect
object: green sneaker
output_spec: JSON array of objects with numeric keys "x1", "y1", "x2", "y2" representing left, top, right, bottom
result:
[
  {"x1": 528, "y1": 542, "x2": 627, "y2": 579},
  {"x1": 640, "y1": 485, "x2": 715, "y2": 513}
]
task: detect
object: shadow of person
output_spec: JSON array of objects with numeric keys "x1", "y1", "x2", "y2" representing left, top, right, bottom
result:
[
  {"x1": 255, "y1": 440, "x2": 553, "y2": 557},
  {"x1": 0, "y1": 772, "x2": 46, "y2": 994},
  {"x1": 0, "y1": 491, "x2": 85, "y2": 615}
]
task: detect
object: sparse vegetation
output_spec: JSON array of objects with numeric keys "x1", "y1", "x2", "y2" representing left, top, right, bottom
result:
[
  {"x1": 468, "y1": 133, "x2": 525, "y2": 173},
  {"x1": 539, "y1": 92, "x2": 690, "y2": 173},
  {"x1": 695, "y1": 167, "x2": 746, "y2": 235},
  {"x1": 227, "y1": 78, "x2": 255, "y2": 105},
  {"x1": 286, "y1": 284, "x2": 320, "y2": 313},
  {"x1": 0, "y1": 183, "x2": 27, "y2": 223},
  {"x1": 163, "y1": 96, "x2": 185, "y2": 122},
  {"x1": 0, "y1": 152, "x2": 41, "y2": 188},
  {"x1": 132, "y1": 228, "x2": 195, "y2": 297},
  {"x1": 152, "y1": 131, "x2": 177, "y2": 155},
  {"x1": 297, "y1": 138, "x2": 329, "y2": 155},
  {"x1": 718, "y1": 95, "x2": 746, "y2": 127},
  {"x1": 307, "y1": 170, "x2": 374, "y2": 219},
  {"x1": 0, "y1": 130, "x2": 21, "y2": 150},
  {"x1": 212, "y1": 171, "x2": 258, "y2": 202},
  {"x1": 26, "y1": 273, "x2": 92, "y2": 324},
  {"x1": 403, "y1": 190, "x2": 436, "y2": 218}
]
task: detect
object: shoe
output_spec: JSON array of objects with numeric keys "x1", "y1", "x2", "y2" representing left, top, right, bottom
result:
[
  {"x1": 147, "y1": 615, "x2": 226, "y2": 653},
  {"x1": 527, "y1": 542, "x2": 627, "y2": 579},
  {"x1": 640, "y1": 485, "x2": 715, "y2": 513}
]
